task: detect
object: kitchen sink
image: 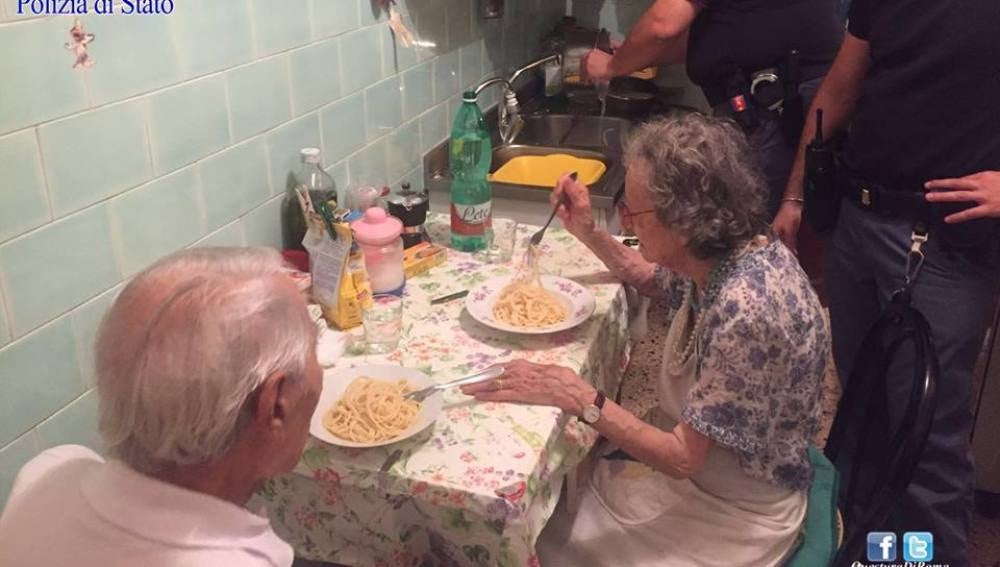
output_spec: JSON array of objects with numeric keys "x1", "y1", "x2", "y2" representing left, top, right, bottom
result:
[
  {"x1": 424, "y1": 113, "x2": 629, "y2": 207},
  {"x1": 516, "y1": 114, "x2": 630, "y2": 154}
]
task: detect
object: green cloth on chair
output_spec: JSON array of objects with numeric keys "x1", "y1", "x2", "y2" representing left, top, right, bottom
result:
[{"x1": 785, "y1": 446, "x2": 840, "y2": 567}]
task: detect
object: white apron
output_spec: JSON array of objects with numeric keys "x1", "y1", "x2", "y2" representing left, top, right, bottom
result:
[{"x1": 538, "y1": 296, "x2": 806, "y2": 567}]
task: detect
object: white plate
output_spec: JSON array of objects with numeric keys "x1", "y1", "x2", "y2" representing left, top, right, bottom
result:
[
  {"x1": 310, "y1": 364, "x2": 443, "y2": 448},
  {"x1": 465, "y1": 275, "x2": 596, "y2": 335}
]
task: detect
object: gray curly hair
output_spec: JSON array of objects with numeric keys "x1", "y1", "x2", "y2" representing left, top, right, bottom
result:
[{"x1": 623, "y1": 113, "x2": 769, "y2": 260}]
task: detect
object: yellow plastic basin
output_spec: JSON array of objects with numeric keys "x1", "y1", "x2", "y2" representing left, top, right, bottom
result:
[{"x1": 489, "y1": 154, "x2": 606, "y2": 188}]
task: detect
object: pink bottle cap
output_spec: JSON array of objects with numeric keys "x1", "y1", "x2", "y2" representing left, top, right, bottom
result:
[{"x1": 351, "y1": 207, "x2": 402, "y2": 246}]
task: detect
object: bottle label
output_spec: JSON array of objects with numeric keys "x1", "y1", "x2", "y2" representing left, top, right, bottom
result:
[{"x1": 450, "y1": 201, "x2": 492, "y2": 236}]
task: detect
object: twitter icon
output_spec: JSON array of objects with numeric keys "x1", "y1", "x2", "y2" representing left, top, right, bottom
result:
[{"x1": 902, "y1": 532, "x2": 934, "y2": 562}]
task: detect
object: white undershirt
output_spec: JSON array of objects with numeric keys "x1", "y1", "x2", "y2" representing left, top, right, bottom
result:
[{"x1": 0, "y1": 445, "x2": 294, "y2": 567}]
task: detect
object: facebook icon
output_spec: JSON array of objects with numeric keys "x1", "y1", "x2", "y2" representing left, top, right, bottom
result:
[{"x1": 867, "y1": 532, "x2": 897, "y2": 562}]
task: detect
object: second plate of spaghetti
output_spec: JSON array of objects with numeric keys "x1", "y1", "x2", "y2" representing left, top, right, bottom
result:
[
  {"x1": 465, "y1": 275, "x2": 596, "y2": 334},
  {"x1": 310, "y1": 365, "x2": 443, "y2": 448}
]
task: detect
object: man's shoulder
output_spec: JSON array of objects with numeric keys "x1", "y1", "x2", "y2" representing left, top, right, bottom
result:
[{"x1": 12, "y1": 444, "x2": 104, "y2": 493}]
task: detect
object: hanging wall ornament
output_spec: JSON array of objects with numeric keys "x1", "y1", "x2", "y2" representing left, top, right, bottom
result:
[{"x1": 64, "y1": 18, "x2": 95, "y2": 69}]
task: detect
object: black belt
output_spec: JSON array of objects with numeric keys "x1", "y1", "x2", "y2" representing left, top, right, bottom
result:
[
  {"x1": 843, "y1": 175, "x2": 1000, "y2": 254},
  {"x1": 842, "y1": 176, "x2": 932, "y2": 222},
  {"x1": 701, "y1": 62, "x2": 829, "y2": 108}
]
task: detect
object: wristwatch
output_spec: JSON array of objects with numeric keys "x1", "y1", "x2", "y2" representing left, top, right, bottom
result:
[{"x1": 581, "y1": 390, "x2": 606, "y2": 425}]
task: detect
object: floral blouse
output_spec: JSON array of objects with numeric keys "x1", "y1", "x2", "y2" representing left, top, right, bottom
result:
[{"x1": 655, "y1": 239, "x2": 829, "y2": 491}]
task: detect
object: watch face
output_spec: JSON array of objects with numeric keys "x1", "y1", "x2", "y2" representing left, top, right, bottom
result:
[{"x1": 583, "y1": 404, "x2": 601, "y2": 424}]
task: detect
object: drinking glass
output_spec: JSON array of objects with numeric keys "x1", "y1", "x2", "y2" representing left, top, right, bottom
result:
[
  {"x1": 363, "y1": 294, "x2": 403, "y2": 354},
  {"x1": 476, "y1": 218, "x2": 518, "y2": 264}
]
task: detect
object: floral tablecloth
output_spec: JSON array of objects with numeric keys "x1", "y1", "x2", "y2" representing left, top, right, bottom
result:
[{"x1": 255, "y1": 216, "x2": 631, "y2": 567}]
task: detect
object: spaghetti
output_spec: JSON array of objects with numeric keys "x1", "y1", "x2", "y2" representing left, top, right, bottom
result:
[
  {"x1": 323, "y1": 377, "x2": 420, "y2": 443},
  {"x1": 493, "y1": 244, "x2": 568, "y2": 327}
]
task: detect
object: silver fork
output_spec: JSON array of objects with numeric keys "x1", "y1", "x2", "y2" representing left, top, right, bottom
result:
[
  {"x1": 529, "y1": 171, "x2": 577, "y2": 249},
  {"x1": 403, "y1": 366, "x2": 505, "y2": 402}
]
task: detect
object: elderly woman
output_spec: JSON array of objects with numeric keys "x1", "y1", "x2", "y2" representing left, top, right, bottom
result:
[
  {"x1": 0, "y1": 248, "x2": 320, "y2": 566},
  {"x1": 464, "y1": 114, "x2": 828, "y2": 566}
]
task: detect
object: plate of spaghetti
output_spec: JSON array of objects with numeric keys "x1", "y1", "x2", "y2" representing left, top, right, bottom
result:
[
  {"x1": 310, "y1": 365, "x2": 443, "y2": 448},
  {"x1": 465, "y1": 274, "x2": 596, "y2": 334}
]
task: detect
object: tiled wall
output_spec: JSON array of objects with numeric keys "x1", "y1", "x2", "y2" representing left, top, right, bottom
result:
[{"x1": 0, "y1": 0, "x2": 564, "y2": 507}]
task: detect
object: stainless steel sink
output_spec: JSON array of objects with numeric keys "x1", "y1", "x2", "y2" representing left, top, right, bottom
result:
[
  {"x1": 516, "y1": 114, "x2": 630, "y2": 154},
  {"x1": 423, "y1": 113, "x2": 629, "y2": 208}
]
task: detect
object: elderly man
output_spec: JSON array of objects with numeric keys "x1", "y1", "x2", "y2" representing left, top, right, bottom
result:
[
  {"x1": 464, "y1": 114, "x2": 829, "y2": 566},
  {"x1": 0, "y1": 248, "x2": 321, "y2": 566}
]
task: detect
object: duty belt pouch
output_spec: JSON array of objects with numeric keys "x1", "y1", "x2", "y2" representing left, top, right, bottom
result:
[{"x1": 778, "y1": 50, "x2": 805, "y2": 145}]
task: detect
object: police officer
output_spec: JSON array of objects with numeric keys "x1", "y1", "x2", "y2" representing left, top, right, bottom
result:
[
  {"x1": 777, "y1": 0, "x2": 1000, "y2": 563},
  {"x1": 582, "y1": 0, "x2": 843, "y2": 218}
]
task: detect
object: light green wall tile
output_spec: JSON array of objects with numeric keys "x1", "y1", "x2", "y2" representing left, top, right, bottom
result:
[
  {"x1": 0, "y1": 204, "x2": 120, "y2": 338},
  {"x1": 0, "y1": 432, "x2": 38, "y2": 511},
  {"x1": 38, "y1": 102, "x2": 151, "y2": 217},
  {"x1": 289, "y1": 40, "x2": 342, "y2": 114},
  {"x1": 147, "y1": 75, "x2": 230, "y2": 174},
  {"x1": 381, "y1": 24, "x2": 417, "y2": 76},
  {"x1": 386, "y1": 119, "x2": 420, "y2": 182},
  {"x1": 171, "y1": 0, "x2": 254, "y2": 78},
  {"x1": 459, "y1": 40, "x2": 483, "y2": 90},
  {"x1": 365, "y1": 76, "x2": 402, "y2": 142},
  {"x1": 0, "y1": 129, "x2": 50, "y2": 242},
  {"x1": 85, "y1": 15, "x2": 180, "y2": 106},
  {"x1": 195, "y1": 221, "x2": 246, "y2": 248},
  {"x1": 311, "y1": 0, "x2": 360, "y2": 39},
  {"x1": 347, "y1": 137, "x2": 387, "y2": 186},
  {"x1": 252, "y1": 0, "x2": 312, "y2": 56},
  {"x1": 199, "y1": 137, "x2": 272, "y2": 232},
  {"x1": 267, "y1": 113, "x2": 323, "y2": 196},
  {"x1": 0, "y1": 17, "x2": 87, "y2": 135},
  {"x1": 227, "y1": 57, "x2": 293, "y2": 142},
  {"x1": 448, "y1": 0, "x2": 473, "y2": 48},
  {"x1": 0, "y1": 318, "x2": 85, "y2": 446},
  {"x1": 339, "y1": 27, "x2": 382, "y2": 95},
  {"x1": 110, "y1": 167, "x2": 206, "y2": 276},
  {"x1": 320, "y1": 92, "x2": 366, "y2": 164},
  {"x1": 482, "y1": 19, "x2": 505, "y2": 77},
  {"x1": 69, "y1": 284, "x2": 122, "y2": 388},
  {"x1": 358, "y1": 0, "x2": 385, "y2": 27},
  {"x1": 241, "y1": 196, "x2": 284, "y2": 248},
  {"x1": 432, "y1": 49, "x2": 460, "y2": 104},
  {"x1": 401, "y1": 61, "x2": 433, "y2": 121},
  {"x1": 420, "y1": 103, "x2": 449, "y2": 153},
  {"x1": 36, "y1": 390, "x2": 100, "y2": 452},
  {"x1": 0, "y1": 291, "x2": 10, "y2": 347}
]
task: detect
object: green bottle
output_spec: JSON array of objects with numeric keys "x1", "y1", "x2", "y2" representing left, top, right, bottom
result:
[{"x1": 449, "y1": 91, "x2": 493, "y2": 251}]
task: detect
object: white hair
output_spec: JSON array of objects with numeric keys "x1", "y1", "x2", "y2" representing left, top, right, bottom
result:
[{"x1": 95, "y1": 247, "x2": 316, "y2": 474}]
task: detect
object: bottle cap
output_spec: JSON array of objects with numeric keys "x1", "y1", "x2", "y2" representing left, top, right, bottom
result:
[
  {"x1": 462, "y1": 90, "x2": 478, "y2": 102},
  {"x1": 351, "y1": 207, "x2": 403, "y2": 246},
  {"x1": 300, "y1": 147, "x2": 322, "y2": 164}
]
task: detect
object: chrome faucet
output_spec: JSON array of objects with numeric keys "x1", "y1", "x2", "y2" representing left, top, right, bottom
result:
[{"x1": 474, "y1": 53, "x2": 562, "y2": 145}]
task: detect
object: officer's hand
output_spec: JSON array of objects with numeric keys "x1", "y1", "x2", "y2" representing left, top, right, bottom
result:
[
  {"x1": 772, "y1": 201, "x2": 803, "y2": 254},
  {"x1": 925, "y1": 171, "x2": 1000, "y2": 223},
  {"x1": 552, "y1": 173, "x2": 597, "y2": 242},
  {"x1": 582, "y1": 49, "x2": 615, "y2": 84}
]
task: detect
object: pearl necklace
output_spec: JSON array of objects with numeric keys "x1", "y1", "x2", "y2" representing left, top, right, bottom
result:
[{"x1": 665, "y1": 236, "x2": 767, "y2": 374}]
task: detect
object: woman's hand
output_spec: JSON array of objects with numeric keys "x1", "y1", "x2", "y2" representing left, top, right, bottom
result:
[
  {"x1": 460, "y1": 359, "x2": 597, "y2": 417},
  {"x1": 552, "y1": 173, "x2": 598, "y2": 242},
  {"x1": 925, "y1": 171, "x2": 1000, "y2": 223}
]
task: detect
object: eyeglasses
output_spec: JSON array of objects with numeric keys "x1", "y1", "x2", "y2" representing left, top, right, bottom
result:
[{"x1": 616, "y1": 199, "x2": 656, "y2": 223}]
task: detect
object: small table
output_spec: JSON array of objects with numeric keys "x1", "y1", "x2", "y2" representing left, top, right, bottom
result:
[{"x1": 255, "y1": 217, "x2": 631, "y2": 566}]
